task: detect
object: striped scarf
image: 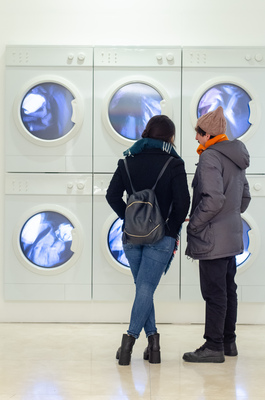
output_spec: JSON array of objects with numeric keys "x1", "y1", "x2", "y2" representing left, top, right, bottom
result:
[{"x1": 123, "y1": 138, "x2": 179, "y2": 158}]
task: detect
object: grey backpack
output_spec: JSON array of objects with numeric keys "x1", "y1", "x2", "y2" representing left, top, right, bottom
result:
[{"x1": 122, "y1": 157, "x2": 173, "y2": 245}]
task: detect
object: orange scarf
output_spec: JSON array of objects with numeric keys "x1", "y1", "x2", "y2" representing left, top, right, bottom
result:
[{"x1": 197, "y1": 134, "x2": 229, "y2": 155}]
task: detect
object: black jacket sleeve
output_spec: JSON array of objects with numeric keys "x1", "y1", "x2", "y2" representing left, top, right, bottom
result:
[
  {"x1": 105, "y1": 161, "x2": 127, "y2": 220},
  {"x1": 166, "y1": 163, "x2": 190, "y2": 237}
]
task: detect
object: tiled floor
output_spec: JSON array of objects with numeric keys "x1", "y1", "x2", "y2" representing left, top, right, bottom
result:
[{"x1": 0, "y1": 322, "x2": 264, "y2": 399}]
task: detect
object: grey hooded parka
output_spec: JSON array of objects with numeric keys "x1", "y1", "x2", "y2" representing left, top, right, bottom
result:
[{"x1": 185, "y1": 139, "x2": 251, "y2": 260}]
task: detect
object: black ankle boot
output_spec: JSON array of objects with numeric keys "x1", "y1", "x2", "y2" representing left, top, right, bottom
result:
[
  {"x1": 116, "y1": 334, "x2": 136, "y2": 366},
  {"x1": 143, "y1": 333, "x2": 161, "y2": 364}
]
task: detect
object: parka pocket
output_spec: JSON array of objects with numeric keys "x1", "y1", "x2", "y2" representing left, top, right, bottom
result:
[{"x1": 186, "y1": 222, "x2": 215, "y2": 257}]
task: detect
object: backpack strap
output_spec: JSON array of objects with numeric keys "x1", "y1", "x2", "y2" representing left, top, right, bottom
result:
[
  {"x1": 124, "y1": 158, "x2": 136, "y2": 194},
  {"x1": 123, "y1": 156, "x2": 174, "y2": 194},
  {"x1": 152, "y1": 157, "x2": 173, "y2": 190}
]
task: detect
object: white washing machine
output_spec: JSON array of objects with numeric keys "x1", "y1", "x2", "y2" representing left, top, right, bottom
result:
[
  {"x1": 181, "y1": 46, "x2": 265, "y2": 174},
  {"x1": 4, "y1": 173, "x2": 92, "y2": 301},
  {"x1": 180, "y1": 175, "x2": 265, "y2": 303},
  {"x1": 5, "y1": 45, "x2": 93, "y2": 173},
  {"x1": 93, "y1": 46, "x2": 182, "y2": 173},
  {"x1": 92, "y1": 174, "x2": 180, "y2": 301}
]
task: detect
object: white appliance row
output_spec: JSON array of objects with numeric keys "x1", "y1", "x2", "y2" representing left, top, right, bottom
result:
[
  {"x1": 4, "y1": 173, "x2": 265, "y2": 303},
  {"x1": 5, "y1": 45, "x2": 265, "y2": 174},
  {"x1": 4, "y1": 45, "x2": 265, "y2": 303}
]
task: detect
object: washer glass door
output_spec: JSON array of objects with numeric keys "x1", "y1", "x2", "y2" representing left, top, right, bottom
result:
[
  {"x1": 14, "y1": 76, "x2": 84, "y2": 146},
  {"x1": 197, "y1": 83, "x2": 251, "y2": 140},
  {"x1": 107, "y1": 82, "x2": 164, "y2": 142},
  {"x1": 108, "y1": 218, "x2": 130, "y2": 270},
  {"x1": 20, "y1": 211, "x2": 75, "y2": 269},
  {"x1": 21, "y1": 83, "x2": 75, "y2": 141},
  {"x1": 236, "y1": 219, "x2": 251, "y2": 267}
]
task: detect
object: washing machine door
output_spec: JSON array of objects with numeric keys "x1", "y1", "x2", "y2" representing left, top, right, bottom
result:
[
  {"x1": 236, "y1": 213, "x2": 259, "y2": 273},
  {"x1": 14, "y1": 206, "x2": 83, "y2": 275},
  {"x1": 191, "y1": 77, "x2": 261, "y2": 142},
  {"x1": 101, "y1": 214, "x2": 131, "y2": 275},
  {"x1": 13, "y1": 76, "x2": 84, "y2": 146},
  {"x1": 102, "y1": 78, "x2": 172, "y2": 145}
]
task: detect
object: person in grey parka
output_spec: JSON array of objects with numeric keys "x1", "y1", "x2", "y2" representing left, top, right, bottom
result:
[{"x1": 183, "y1": 106, "x2": 251, "y2": 363}]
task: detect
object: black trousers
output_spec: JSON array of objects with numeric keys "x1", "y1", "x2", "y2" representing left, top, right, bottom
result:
[{"x1": 199, "y1": 256, "x2": 237, "y2": 351}]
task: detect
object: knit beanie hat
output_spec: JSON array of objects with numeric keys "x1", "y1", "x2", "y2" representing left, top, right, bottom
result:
[{"x1": 196, "y1": 106, "x2": 227, "y2": 136}]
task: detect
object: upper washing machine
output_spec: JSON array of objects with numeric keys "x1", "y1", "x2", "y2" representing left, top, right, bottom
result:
[
  {"x1": 180, "y1": 175, "x2": 265, "y2": 303},
  {"x1": 4, "y1": 173, "x2": 92, "y2": 301},
  {"x1": 181, "y1": 46, "x2": 265, "y2": 174},
  {"x1": 92, "y1": 174, "x2": 180, "y2": 302},
  {"x1": 93, "y1": 46, "x2": 182, "y2": 173},
  {"x1": 5, "y1": 45, "x2": 93, "y2": 173}
]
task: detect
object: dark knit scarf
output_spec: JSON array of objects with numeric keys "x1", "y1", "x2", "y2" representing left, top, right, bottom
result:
[{"x1": 123, "y1": 138, "x2": 180, "y2": 158}]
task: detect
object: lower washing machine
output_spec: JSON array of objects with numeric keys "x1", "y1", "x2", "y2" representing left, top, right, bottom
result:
[
  {"x1": 181, "y1": 46, "x2": 265, "y2": 174},
  {"x1": 92, "y1": 174, "x2": 180, "y2": 302},
  {"x1": 180, "y1": 175, "x2": 265, "y2": 303},
  {"x1": 4, "y1": 173, "x2": 92, "y2": 301}
]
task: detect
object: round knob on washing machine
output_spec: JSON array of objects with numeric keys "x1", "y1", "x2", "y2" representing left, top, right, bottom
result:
[
  {"x1": 67, "y1": 53, "x2": 74, "y2": 61},
  {"x1": 67, "y1": 182, "x2": 74, "y2": 189},
  {"x1": 77, "y1": 182, "x2": 85, "y2": 190},
  {"x1": 78, "y1": 52, "x2": 85, "y2": 61},
  {"x1": 255, "y1": 53, "x2": 263, "y2": 62},
  {"x1": 166, "y1": 53, "x2": 174, "y2": 62},
  {"x1": 245, "y1": 54, "x2": 252, "y2": 61},
  {"x1": 253, "y1": 182, "x2": 262, "y2": 191},
  {"x1": 156, "y1": 54, "x2": 163, "y2": 61}
]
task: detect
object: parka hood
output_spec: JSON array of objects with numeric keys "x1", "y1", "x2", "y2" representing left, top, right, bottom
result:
[{"x1": 208, "y1": 139, "x2": 250, "y2": 170}]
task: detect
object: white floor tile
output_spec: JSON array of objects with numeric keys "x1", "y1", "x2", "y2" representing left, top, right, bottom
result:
[{"x1": 0, "y1": 323, "x2": 265, "y2": 399}]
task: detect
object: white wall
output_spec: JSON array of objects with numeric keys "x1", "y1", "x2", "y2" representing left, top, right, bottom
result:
[{"x1": 1, "y1": 0, "x2": 265, "y2": 323}]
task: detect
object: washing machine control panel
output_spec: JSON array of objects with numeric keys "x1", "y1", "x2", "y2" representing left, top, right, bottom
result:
[
  {"x1": 5, "y1": 174, "x2": 93, "y2": 195},
  {"x1": 94, "y1": 47, "x2": 181, "y2": 67},
  {"x1": 245, "y1": 53, "x2": 263, "y2": 62},
  {"x1": 6, "y1": 46, "x2": 93, "y2": 67},
  {"x1": 183, "y1": 47, "x2": 265, "y2": 67}
]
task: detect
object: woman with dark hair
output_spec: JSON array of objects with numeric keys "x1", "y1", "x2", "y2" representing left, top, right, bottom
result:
[{"x1": 106, "y1": 115, "x2": 190, "y2": 365}]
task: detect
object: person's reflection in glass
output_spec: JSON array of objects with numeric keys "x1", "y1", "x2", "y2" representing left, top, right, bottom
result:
[
  {"x1": 21, "y1": 213, "x2": 74, "y2": 268},
  {"x1": 108, "y1": 83, "x2": 162, "y2": 140},
  {"x1": 21, "y1": 83, "x2": 75, "y2": 140},
  {"x1": 108, "y1": 219, "x2": 129, "y2": 267}
]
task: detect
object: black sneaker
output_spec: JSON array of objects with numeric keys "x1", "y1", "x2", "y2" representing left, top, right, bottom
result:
[
  {"x1": 183, "y1": 345, "x2": 225, "y2": 363},
  {"x1": 224, "y1": 342, "x2": 238, "y2": 356}
]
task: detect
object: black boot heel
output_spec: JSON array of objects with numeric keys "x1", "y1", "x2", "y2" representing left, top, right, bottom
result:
[
  {"x1": 116, "y1": 334, "x2": 135, "y2": 366},
  {"x1": 143, "y1": 333, "x2": 161, "y2": 364},
  {"x1": 149, "y1": 349, "x2": 161, "y2": 364}
]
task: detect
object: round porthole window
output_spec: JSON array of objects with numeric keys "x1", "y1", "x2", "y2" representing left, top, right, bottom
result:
[
  {"x1": 20, "y1": 83, "x2": 75, "y2": 141},
  {"x1": 20, "y1": 211, "x2": 74, "y2": 269},
  {"x1": 108, "y1": 218, "x2": 129, "y2": 269},
  {"x1": 197, "y1": 83, "x2": 251, "y2": 140},
  {"x1": 102, "y1": 77, "x2": 172, "y2": 146},
  {"x1": 13, "y1": 76, "x2": 84, "y2": 146},
  {"x1": 236, "y1": 219, "x2": 251, "y2": 267},
  {"x1": 235, "y1": 213, "x2": 260, "y2": 274},
  {"x1": 108, "y1": 82, "x2": 163, "y2": 141},
  {"x1": 14, "y1": 205, "x2": 83, "y2": 275},
  {"x1": 101, "y1": 214, "x2": 131, "y2": 275},
  {"x1": 190, "y1": 77, "x2": 260, "y2": 143}
]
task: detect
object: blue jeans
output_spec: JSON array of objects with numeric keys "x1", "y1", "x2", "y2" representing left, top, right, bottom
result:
[{"x1": 123, "y1": 236, "x2": 176, "y2": 339}]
